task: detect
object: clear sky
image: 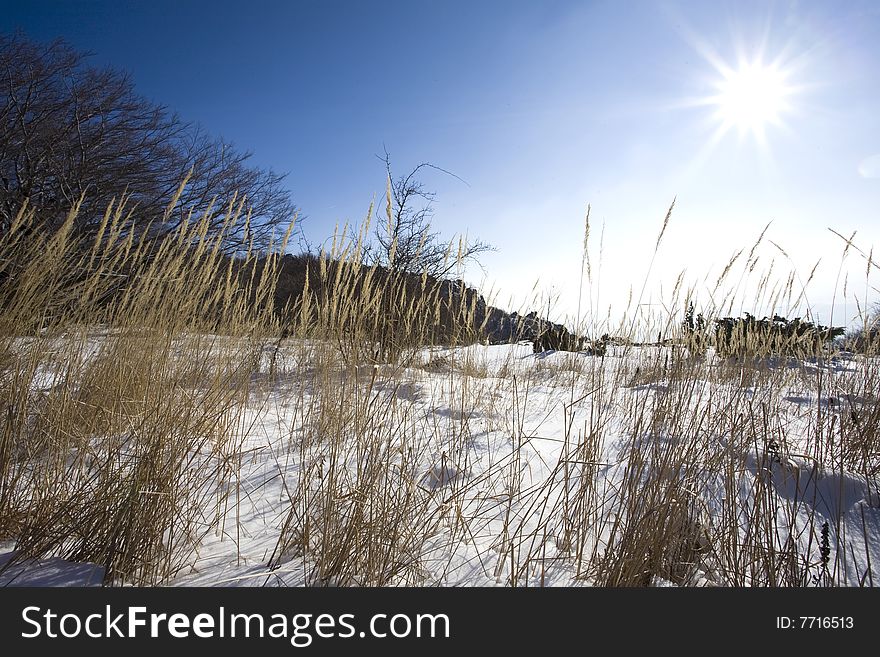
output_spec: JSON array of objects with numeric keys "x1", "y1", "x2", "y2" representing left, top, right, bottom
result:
[{"x1": 3, "y1": 0, "x2": 879, "y2": 330}]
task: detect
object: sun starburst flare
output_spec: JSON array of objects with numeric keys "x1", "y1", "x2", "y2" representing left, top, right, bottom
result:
[{"x1": 710, "y1": 59, "x2": 794, "y2": 142}]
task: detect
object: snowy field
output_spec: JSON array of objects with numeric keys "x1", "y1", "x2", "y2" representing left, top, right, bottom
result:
[{"x1": 2, "y1": 338, "x2": 878, "y2": 587}]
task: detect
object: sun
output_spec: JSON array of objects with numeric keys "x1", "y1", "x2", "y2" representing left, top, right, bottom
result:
[{"x1": 711, "y1": 60, "x2": 792, "y2": 140}]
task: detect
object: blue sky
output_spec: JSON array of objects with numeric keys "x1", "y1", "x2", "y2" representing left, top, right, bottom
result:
[{"x1": 3, "y1": 0, "x2": 879, "y2": 329}]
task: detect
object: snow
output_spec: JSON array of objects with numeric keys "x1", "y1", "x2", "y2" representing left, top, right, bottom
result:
[
  {"x1": 0, "y1": 549, "x2": 104, "y2": 587},
  {"x1": 2, "y1": 340, "x2": 878, "y2": 587}
]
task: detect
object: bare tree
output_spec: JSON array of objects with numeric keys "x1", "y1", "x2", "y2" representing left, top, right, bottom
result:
[
  {"x1": 0, "y1": 34, "x2": 298, "y2": 251},
  {"x1": 371, "y1": 150, "x2": 492, "y2": 278}
]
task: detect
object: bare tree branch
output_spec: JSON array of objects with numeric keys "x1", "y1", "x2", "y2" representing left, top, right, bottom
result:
[
  {"x1": 371, "y1": 149, "x2": 492, "y2": 279},
  {"x1": 0, "y1": 34, "x2": 300, "y2": 252}
]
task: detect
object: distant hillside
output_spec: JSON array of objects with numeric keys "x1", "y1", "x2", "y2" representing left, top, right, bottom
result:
[{"x1": 269, "y1": 253, "x2": 571, "y2": 347}]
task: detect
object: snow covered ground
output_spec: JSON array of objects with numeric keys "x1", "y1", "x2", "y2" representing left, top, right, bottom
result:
[{"x1": 2, "y1": 340, "x2": 878, "y2": 587}]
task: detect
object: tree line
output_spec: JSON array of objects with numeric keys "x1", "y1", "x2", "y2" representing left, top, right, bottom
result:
[{"x1": 1, "y1": 33, "x2": 296, "y2": 253}]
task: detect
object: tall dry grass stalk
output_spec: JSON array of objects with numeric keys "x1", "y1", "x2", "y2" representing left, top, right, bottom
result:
[
  {"x1": 1, "y1": 189, "x2": 876, "y2": 589},
  {"x1": 289, "y1": 218, "x2": 485, "y2": 367},
  {"x1": 0, "y1": 193, "x2": 290, "y2": 584}
]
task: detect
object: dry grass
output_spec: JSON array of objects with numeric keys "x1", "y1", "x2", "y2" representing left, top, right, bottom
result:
[
  {"x1": 1, "y1": 190, "x2": 877, "y2": 588},
  {"x1": 0, "y1": 194, "x2": 288, "y2": 584}
]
